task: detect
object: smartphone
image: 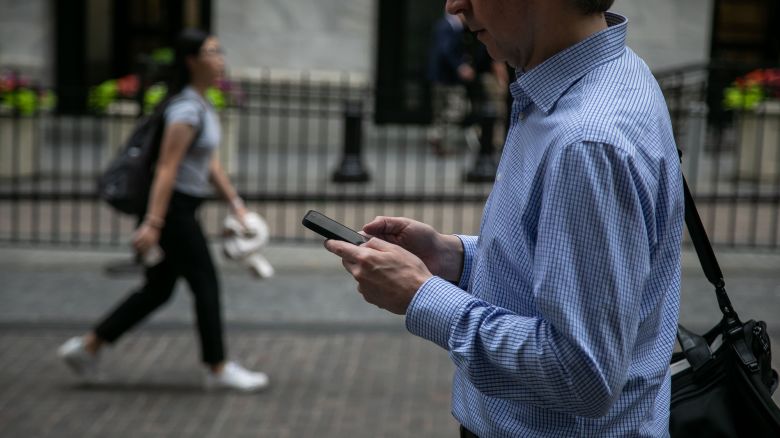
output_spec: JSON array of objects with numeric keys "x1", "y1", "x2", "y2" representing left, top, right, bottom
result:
[{"x1": 302, "y1": 210, "x2": 367, "y2": 245}]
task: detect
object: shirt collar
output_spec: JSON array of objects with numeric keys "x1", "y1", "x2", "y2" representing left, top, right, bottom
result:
[{"x1": 510, "y1": 12, "x2": 628, "y2": 114}]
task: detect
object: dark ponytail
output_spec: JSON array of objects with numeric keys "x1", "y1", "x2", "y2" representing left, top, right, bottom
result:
[{"x1": 166, "y1": 28, "x2": 210, "y2": 97}]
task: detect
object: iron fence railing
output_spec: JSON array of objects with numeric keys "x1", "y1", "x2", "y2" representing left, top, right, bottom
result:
[
  {"x1": 658, "y1": 63, "x2": 780, "y2": 248},
  {"x1": 0, "y1": 71, "x2": 492, "y2": 246},
  {"x1": 1, "y1": 65, "x2": 779, "y2": 248}
]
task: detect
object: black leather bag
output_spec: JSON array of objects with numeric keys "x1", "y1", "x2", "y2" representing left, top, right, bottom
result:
[{"x1": 669, "y1": 178, "x2": 780, "y2": 437}]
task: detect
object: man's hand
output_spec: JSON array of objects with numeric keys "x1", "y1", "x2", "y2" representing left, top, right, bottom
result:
[
  {"x1": 362, "y1": 216, "x2": 464, "y2": 283},
  {"x1": 324, "y1": 237, "x2": 433, "y2": 315}
]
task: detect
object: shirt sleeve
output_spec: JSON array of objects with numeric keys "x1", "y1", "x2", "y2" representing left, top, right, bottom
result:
[
  {"x1": 164, "y1": 98, "x2": 201, "y2": 129},
  {"x1": 455, "y1": 234, "x2": 478, "y2": 290},
  {"x1": 405, "y1": 142, "x2": 652, "y2": 418}
]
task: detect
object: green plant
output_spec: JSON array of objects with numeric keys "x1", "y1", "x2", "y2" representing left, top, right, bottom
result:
[
  {"x1": 88, "y1": 45, "x2": 242, "y2": 114},
  {"x1": 143, "y1": 83, "x2": 235, "y2": 113},
  {"x1": 92, "y1": 76, "x2": 237, "y2": 114},
  {"x1": 88, "y1": 74, "x2": 141, "y2": 113},
  {"x1": 0, "y1": 71, "x2": 55, "y2": 116},
  {"x1": 205, "y1": 87, "x2": 227, "y2": 110},
  {"x1": 143, "y1": 83, "x2": 167, "y2": 114},
  {"x1": 723, "y1": 68, "x2": 780, "y2": 110}
]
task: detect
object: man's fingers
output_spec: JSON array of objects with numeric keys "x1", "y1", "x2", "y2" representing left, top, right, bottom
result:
[
  {"x1": 326, "y1": 237, "x2": 391, "y2": 257},
  {"x1": 342, "y1": 257, "x2": 360, "y2": 277},
  {"x1": 324, "y1": 238, "x2": 367, "y2": 262},
  {"x1": 363, "y1": 236, "x2": 396, "y2": 251},
  {"x1": 363, "y1": 216, "x2": 406, "y2": 237},
  {"x1": 324, "y1": 239, "x2": 349, "y2": 257},
  {"x1": 356, "y1": 284, "x2": 381, "y2": 306},
  {"x1": 361, "y1": 217, "x2": 388, "y2": 236}
]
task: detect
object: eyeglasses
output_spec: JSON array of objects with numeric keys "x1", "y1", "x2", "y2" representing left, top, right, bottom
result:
[{"x1": 200, "y1": 47, "x2": 225, "y2": 57}]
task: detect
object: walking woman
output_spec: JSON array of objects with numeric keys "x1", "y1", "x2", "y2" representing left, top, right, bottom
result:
[{"x1": 58, "y1": 29, "x2": 268, "y2": 392}]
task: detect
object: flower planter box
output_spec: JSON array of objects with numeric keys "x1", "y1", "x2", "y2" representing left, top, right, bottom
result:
[
  {"x1": 104, "y1": 116, "x2": 136, "y2": 158},
  {"x1": 737, "y1": 100, "x2": 780, "y2": 182},
  {"x1": 0, "y1": 116, "x2": 37, "y2": 178},
  {"x1": 103, "y1": 101, "x2": 140, "y2": 160}
]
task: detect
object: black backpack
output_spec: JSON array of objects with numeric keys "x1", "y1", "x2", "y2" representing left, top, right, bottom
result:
[{"x1": 97, "y1": 96, "x2": 202, "y2": 216}]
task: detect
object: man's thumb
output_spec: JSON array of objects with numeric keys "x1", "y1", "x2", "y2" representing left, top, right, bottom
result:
[{"x1": 363, "y1": 236, "x2": 393, "y2": 251}]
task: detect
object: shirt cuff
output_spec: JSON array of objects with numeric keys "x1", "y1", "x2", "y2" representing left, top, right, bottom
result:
[
  {"x1": 405, "y1": 276, "x2": 474, "y2": 350},
  {"x1": 455, "y1": 235, "x2": 478, "y2": 290}
]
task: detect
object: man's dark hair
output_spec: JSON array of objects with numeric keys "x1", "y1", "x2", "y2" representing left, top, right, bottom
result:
[{"x1": 571, "y1": 0, "x2": 615, "y2": 14}]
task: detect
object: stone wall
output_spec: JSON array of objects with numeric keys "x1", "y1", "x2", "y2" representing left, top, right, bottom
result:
[
  {"x1": 0, "y1": 0, "x2": 714, "y2": 85},
  {"x1": 0, "y1": 0, "x2": 53, "y2": 83},
  {"x1": 215, "y1": 0, "x2": 376, "y2": 80},
  {"x1": 614, "y1": 0, "x2": 714, "y2": 71},
  {"x1": 216, "y1": 0, "x2": 714, "y2": 77}
]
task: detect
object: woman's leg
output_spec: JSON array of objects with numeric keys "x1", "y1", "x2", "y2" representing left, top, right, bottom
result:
[
  {"x1": 92, "y1": 202, "x2": 189, "y2": 347},
  {"x1": 162, "y1": 195, "x2": 268, "y2": 390},
  {"x1": 59, "y1": 213, "x2": 180, "y2": 377},
  {"x1": 168, "y1": 207, "x2": 226, "y2": 366},
  {"x1": 184, "y1": 228, "x2": 225, "y2": 366},
  {"x1": 92, "y1": 251, "x2": 179, "y2": 345}
]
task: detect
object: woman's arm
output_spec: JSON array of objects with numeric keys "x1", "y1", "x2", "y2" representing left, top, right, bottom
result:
[
  {"x1": 132, "y1": 122, "x2": 195, "y2": 253},
  {"x1": 209, "y1": 156, "x2": 247, "y2": 219}
]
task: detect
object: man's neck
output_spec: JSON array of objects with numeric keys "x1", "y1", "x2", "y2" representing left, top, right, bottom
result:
[{"x1": 523, "y1": 10, "x2": 608, "y2": 71}]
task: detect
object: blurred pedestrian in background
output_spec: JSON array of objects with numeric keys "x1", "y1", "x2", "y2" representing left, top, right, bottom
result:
[
  {"x1": 464, "y1": 41, "x2": 510, "y2": 148},
  {"x1": 58, "y1": 29, "x2": 268, "y2": 392},
  {"x1": 426, "y1": 11, "x2": 477, "y2": 155}
]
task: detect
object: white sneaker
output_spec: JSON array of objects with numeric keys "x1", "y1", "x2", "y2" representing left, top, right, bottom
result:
[
  {"x1": 57, "y1": 336, "x2": 101, "y2": 382},
  {"x1": 204, "y1": 361, "x2": 269, "y2": 393}
]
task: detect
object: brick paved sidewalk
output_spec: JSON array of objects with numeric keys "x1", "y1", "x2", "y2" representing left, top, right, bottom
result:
[
  {"x1": 0, "y1": 326, "x2": 458, "y2": 438},
  {"x1": 1, "y1": 245, "x2": 779, "y2": 437}
]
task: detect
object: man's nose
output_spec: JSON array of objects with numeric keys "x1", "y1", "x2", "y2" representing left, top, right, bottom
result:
[{"x1": 445, "y1": 0, "x2": 468, "y2": 16}]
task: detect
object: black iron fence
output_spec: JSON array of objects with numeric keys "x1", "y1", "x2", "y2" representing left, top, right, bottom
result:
[
  {"x1": 0, "y1": 70, "x2": 493, "y2": 247},
  {"x1": 658, "y1": 63, "x2": 780, "y2": 248},
  {"x1": 1, "y1": 65, "x2": 779, "y2": 248}
]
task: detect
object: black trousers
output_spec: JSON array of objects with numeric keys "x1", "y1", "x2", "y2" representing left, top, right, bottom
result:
[{"x1": 94, "y1": 192, "x2": 225, "y2": 365}]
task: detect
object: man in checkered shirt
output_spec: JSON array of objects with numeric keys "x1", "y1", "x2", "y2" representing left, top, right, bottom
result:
[{"x1": 326, "y1": 0, "x2": 684, "y2": 436}]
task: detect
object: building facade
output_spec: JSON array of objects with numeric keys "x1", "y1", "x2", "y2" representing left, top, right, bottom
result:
[{"x1": 0, "y1": 0, "x2": 777, "y2": 107}]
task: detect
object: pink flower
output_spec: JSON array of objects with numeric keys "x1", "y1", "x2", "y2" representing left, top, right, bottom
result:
[{"x1": 117, "y1": 74, "x2": 140, "y2": 98}]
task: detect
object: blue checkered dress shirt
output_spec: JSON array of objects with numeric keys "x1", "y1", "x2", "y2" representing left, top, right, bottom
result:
[{"x1": 406, "y1": 13, "x2": 684, "y2": 437}]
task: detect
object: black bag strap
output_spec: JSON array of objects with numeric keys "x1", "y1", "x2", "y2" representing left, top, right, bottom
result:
[
  {"x1": 677, "y1": 156, "x2": 778, "y2": 386},
  {"x1": 679, "y1": 149, "x2": 741, "y2": 326},
  {"x1": 676, "y1": 324, "x2": 712, "y2": 370}
]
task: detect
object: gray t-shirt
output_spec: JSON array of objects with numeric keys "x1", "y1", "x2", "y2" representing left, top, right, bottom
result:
[{"x1": 164, "y1": 86, "x2": 221, "y2": 197}]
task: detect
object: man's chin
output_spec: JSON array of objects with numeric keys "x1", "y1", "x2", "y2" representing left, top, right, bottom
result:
[{"x1": 483, "y1": 43, "x2": 509, "y2": 66}]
